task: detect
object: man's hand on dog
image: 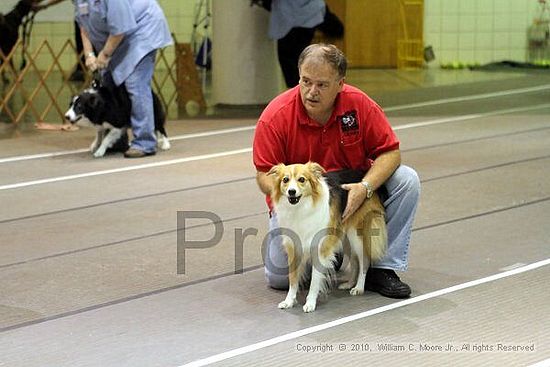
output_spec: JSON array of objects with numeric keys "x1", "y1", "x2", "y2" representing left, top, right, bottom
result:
[
  {"x1": 85, "y1": 51, "x2": 110, "y2": 72},
  {"x1": 85, "y1": 54, "x2": 98, "y2": 72},
  {"x1": 96, "y1": 51, "x2": 111, "y2": 70},
  {"x1": 341, "y1": 183, "x2": 368, "y2": 222}
]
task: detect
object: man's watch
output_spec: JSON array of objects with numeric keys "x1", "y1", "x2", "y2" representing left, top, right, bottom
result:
[{"x1": 361, "y1": 181, "x2": 374, "y2": 199}]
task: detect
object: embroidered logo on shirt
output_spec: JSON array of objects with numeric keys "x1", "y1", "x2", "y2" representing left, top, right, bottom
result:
[
  {"x1": 338, "y1": 110, "x2": 360, "y2": 145},
  {"x1": 338, "y1": 110, "x2": 359, "y2": 133}
]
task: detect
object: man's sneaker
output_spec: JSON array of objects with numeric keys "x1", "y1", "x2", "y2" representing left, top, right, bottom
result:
[
  {"x1": 365, "y1": 268, "x2": 411, "y2": 298},
  {"x1": 124, "y1": 148, "x2": 156, "y2": 158}
]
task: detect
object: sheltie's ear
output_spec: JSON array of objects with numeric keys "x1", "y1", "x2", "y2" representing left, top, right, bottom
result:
[
  {"x1": 306, "y1": 162, "x2": 325, "y2": 178},
  {"x1": 267, "y1": 164, "x2": 285, "y2": 201},
  {"x1": 267, "y1": 163, "x2": 285, "y2": 177}
]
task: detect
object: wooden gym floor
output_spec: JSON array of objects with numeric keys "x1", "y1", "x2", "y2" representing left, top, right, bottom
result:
[{"x1": 0, "y1": 68, "x2": 549, "y2": 367}]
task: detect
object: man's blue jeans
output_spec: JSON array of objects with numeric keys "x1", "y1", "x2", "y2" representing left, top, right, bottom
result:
[{"x1": 124, "y1": 50, "x2": 158, "y2": 153}]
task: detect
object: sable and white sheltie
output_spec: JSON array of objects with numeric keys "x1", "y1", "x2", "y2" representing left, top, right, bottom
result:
[{"x1": 268, "y1": 162, "x2": 387, "y2": 312}]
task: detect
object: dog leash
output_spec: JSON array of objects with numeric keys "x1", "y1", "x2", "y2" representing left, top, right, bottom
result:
[
  {"x1": 19, "y1": 10, "x2": 36, "y2": 70},
  {"x1": 91, "y1": 69, "x2": 108, "y2": 89}
]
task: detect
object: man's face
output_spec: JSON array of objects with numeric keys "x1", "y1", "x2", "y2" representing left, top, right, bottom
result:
[{"x1": 299, "y1": 58, "x2": 344, "y2": 121}]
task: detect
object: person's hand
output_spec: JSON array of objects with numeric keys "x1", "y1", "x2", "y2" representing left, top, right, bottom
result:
[
  {"x1": 32, "y1": 2, "x2": 49, "y2": 11},
  {"x1": 85, "y1": 54, "x2": 98, "y2": 71},
  {"x1": 32, "y1": 4, "x2": 48, "y2": 11},
  {"x1": 341, "y1": 182, "x2": 368, "y2": 222},
  {"x1": 96, "y1": 51, "x2": 111, "y2": 70}
]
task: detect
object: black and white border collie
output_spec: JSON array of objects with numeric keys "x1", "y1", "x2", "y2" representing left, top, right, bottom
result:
[
  {"x1": 64, "y1": 81, "x2": 170, "y2": 157},
  {"x1": 268, "y1": 162, "x2": 387, "y2": 312}
]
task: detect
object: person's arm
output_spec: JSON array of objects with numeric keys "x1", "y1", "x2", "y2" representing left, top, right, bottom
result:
[
  {"x1": 341, "y1": 149, "x2": 401, "y2": 222},
  {"x1": 256, "y1": 171, "x2": 274, "y2": 195},
  {"x1": 253, "y1": 115, "x2": 285, "y2": 197},
  {"x1": 361, "y1": 148, "x2": 401, "y2": 193},
  {"x1": 79, "y1": 26, "x2": 98, "y2": 71},
  {"x1": 100, "y1": 34, "x2": 124, "y2": 58},
  {"x1": 32, "y1": 0, "x2": 66, "y2": 11},
  {"x1": 96, "y1": 34, "x2": 124, "y2": 69},
  {"x1": 97, "y1": 34, "x2": 124, "y2": 69}
]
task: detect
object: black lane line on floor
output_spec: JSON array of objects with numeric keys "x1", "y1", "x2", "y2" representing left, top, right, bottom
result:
[
  {"x1": 2, "y1": 195, "x2": 550, "y2": 334},
  {"x1": 381, "y1": 78, "x2": 550, "y2": 107},
  {"x1": 403, "y1": 126, "x2": 550, "y2": 153},
  {"x1": 414, "y1": 196, "x2": 550, "y2": 232},
  {"x1": 0, "y1": 176, "x2": 254, "y2": 225},
  {"x1": 1, "y1": 153, "x2": 549, "y2": 271},
  {"x1": 0, "y1": 211, "x2": 268, "y2": 270},
  {"x1": 2, "y1": 125, "x2": 549, "y2": 226},
  {"x1": 421, "y1": 155, "x2": 550, "y2": 184},
  {"x1": 0, "y1": 263, "x2": 266, "y2": 334}
]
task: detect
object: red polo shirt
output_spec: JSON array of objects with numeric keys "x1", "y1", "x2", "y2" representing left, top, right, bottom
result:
[
  {"x1": 253, "y1": 84, "x2": 399, "y2": 171},
  {"x1": 253, "y1": 84, "x2": 399, "y2": 209}
]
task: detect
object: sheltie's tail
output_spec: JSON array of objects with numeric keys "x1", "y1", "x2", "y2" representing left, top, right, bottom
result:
[{"x1": 361, "y1": 210, "x2": 388, "y2": 262}]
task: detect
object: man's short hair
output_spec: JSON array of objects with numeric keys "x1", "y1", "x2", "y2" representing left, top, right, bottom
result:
[{"x1": 298, "y1": 43, "x2": 347, "y2": 78}]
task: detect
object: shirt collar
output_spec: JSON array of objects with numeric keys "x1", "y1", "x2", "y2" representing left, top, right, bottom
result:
[{"x1": 296, "y1": 88, "x2": 342, "y2": 128}]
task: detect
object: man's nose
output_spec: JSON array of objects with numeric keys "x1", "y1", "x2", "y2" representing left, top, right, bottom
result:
[{"x1": 308, "y1": 84, "x2": 320, "y2": 95}]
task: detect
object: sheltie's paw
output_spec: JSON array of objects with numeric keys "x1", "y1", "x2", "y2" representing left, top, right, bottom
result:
[
  {"x1": 338, "y1": 282, "x2": 353, "y2": 290},
  {"x1": 350, "y1": 287, "x2": 364, "y2": 296},
  {"x1": 303, "y1": 302, "x2": 317, "y2": 313},
  {"x1": 278, "y1": 299, "x2": 296, "y2": 309}
]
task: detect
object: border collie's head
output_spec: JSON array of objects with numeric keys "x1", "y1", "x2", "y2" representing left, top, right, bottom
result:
[
  {"x1": 64, "y1": 88, "x2": 104, "y2": 127},
  {"x1": 267, "y1": 162, "x2": 326, "y2": 206}
]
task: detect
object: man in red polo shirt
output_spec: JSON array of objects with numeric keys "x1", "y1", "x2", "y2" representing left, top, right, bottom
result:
[{"x1": 253, "y1": 43, "x2": 420, "y2": 298}]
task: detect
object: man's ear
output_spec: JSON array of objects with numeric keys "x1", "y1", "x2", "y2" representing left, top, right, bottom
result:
[
  {"x1": 337, "y1": 77, "x2": 345, "y2": 91},
  {"x1": 306, "y1": 161, "x2": 325, "y2": 178}
]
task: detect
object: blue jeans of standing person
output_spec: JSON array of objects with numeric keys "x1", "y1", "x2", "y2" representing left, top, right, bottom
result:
[
  {"x1": 263, "y1": 165, "x2": 421, "y2": 289},
  {"x1": 124, "y1": 50, "x2": 158, "y2": 153}
]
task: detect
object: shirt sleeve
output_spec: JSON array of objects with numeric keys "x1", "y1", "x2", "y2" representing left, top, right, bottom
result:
[
  {"x1": 253, "y1": 119, "x2": 287, "y2": 172},
  {"x1": 363, "y1": 103, "x2": 400, "y2": 159},
  {"x1": 106, "y1": 0, "x2": 137, "y2": 36}
]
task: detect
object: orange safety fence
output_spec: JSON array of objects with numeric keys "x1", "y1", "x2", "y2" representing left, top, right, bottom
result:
[
  {"x1": 397, "y1": 0, "x2": 424, "y2": 69},
  {"x1": 1, "y1": 38, "x2": 201, "y2": 124}
]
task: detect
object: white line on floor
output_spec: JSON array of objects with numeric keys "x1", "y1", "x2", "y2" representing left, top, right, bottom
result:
[
  {"x1": 169, "y1": 126, "x2": 256, "y2": 141},
  {"x1": 178, "y1": 258, "x2": 550, "y2": 367},
  {"x1": 499, "y1": 263, "x2": 527, "y2": 272},
  {"x1": 392, "y1": 103, "x2": 550, "y2": 130},
  {"x1": 0, "y1": 148, "x2": 89, "y2": 164},
  {"x1": 384, "y1": 84, "x2": 550, "y2": 112},
  {"x1": 1, "y1": 84, "x2": 549, "y2": 165},
  {"x1": 0, "y1": 148, "x2": 252, "y2": 191},
  {"x1": 0, "y1": 126, "x2": 257, "y2": 165},
  {"x1": 0, "y1": 127, "x2": 256, "y2": 165},
  {"x1": 528, "y1": 358, "x2": 550, "y2": 367},
  {"x1": 1, "y1": 102, "x2": 549, "y2": 191}
]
